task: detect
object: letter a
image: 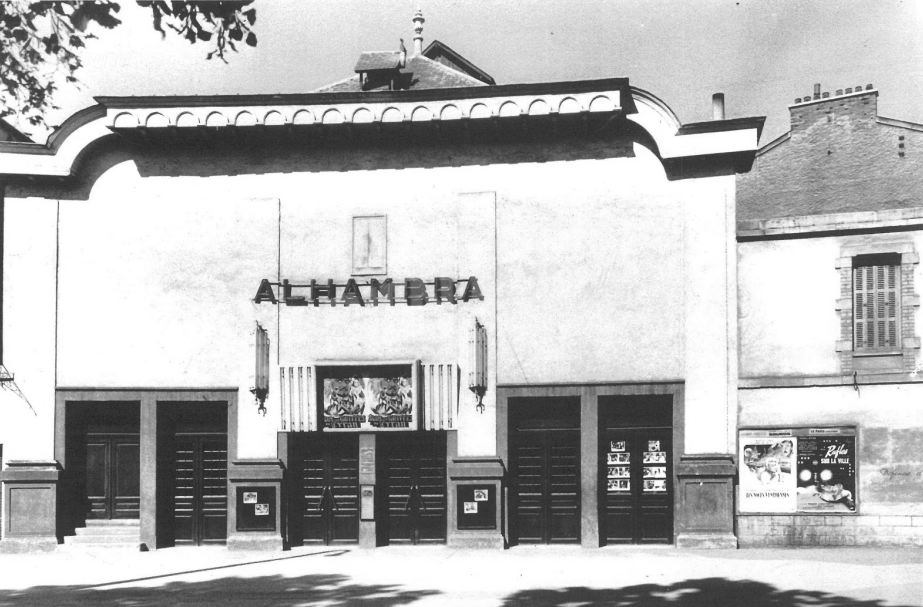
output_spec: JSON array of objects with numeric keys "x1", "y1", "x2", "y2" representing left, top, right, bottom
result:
[
  {"x1": 254, "y1": 279, "x2": 277, "y2": 304},
  {"x1": 461, "y1": 276, "x2": 484, "y2": 302}
]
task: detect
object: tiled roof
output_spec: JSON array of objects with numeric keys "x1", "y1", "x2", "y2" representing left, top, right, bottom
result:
[
  {"x1": 316, "y1": 54, "x2": 488, "y2": 93},
  {"x1": 354, "y1": 51, "x2": 403, "y2": 72}
]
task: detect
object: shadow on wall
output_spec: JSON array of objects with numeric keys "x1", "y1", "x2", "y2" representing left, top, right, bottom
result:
[{"x1": 0, "y1": 575, "x2": 916, "y2": 607}]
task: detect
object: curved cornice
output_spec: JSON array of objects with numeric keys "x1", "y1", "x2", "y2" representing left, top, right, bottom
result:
[{"x1": 0, "y1": 78, "x2": 764, "y2": 180}]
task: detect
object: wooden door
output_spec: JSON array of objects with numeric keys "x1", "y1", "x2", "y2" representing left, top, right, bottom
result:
[
  {"x1": 379, "y1": 432, "x2": 447, "y2": 544},
  {"x1": 85, "y1": 434, "x2": 140, "y2": 520},
  {"x1": 509, "y1": 399, "x2": 581, "y2": 545},
  {"x1": 299, "y1": 434, "x2": 360, "y2": 545},
  {"x1": 602, "y1": 429, "x2": 673, "y2": 544},
  {"x1": 173, "y1": 434, "x2": 227, "y2": 545}
]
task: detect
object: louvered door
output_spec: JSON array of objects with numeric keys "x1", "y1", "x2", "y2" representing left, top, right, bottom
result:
[
  {"x1": 173, "y1": 434, "x2": 227, "y2": 545},
  {"x1": 602, "y1": 429, "x2": 672, "y2": 544},
  {"x1": 299, "y1": 434, "x2": 360, "y2": 545},
  {"x1": 509, "y1": 399, "x2": 580, "y2": 544},
  {"x1": 379, "y1": 432, "x2": 447, "y2": 544}
]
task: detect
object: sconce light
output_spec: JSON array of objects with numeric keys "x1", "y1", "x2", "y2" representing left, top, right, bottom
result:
[
  {"x1": 468, "y1": 318, "x2": 488, "y2": 413},
  {"x1": 250, "y1": 322, "x2": 270, "y2": 416}
]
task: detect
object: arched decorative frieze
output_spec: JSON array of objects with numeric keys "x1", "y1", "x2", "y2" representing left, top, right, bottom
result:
[
  {"x1": 558, "y1": 97, "x2": 581, "y2": 114},
  {"x1": 589, "y1": 95, "x2": 615, "y2": 112},
  {"x1": 175, "y1": 111, "x2": 198, "y2": 127},
  {"x1": 205, "y1": 111, "x2": 229, "y2": 127},
  {"x1": 144, "y1": 112, "x2": 169, "y2": 128},
  {"x1": 439, "y1": 104, "x2": 462, "y2": 120},
  {"x1": 381, "y1": 107, "x2": 403, "y2": 123},
  {"x1": 469, "y1": 103, "x2": 491, "y2": 119},
  {"x1": 528, "y1": 99, "x2": 550, "y2": 116},
  {"x1": 234, "y1": 111, "x2": 257, "y2": 127},
  {"x1": 293, "y1": 109, "x2": 316, "y2": 125},
  {"x1": 411, "y1": 106, "x2": 433, "y2": 122},
  {"x1": 263, "y1": 110, "x2": 285, "y2": 126},
  {"x1": 321, "y1": 109, "x2": 344, "y2": 124},
  {"x1": 113, "y1": 112, "x2": 139, "y2": 128},
  {"x1": 352, "y1": 107, "x2": 373, "y2": 124},
  {"x1": 498, "y1": 101, "x2": 521, "y2": 117}
]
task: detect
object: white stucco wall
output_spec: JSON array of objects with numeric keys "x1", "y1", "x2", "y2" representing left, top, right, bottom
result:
[{"x1": 739, "y1": 233, "x2": 923, "y2": 378}]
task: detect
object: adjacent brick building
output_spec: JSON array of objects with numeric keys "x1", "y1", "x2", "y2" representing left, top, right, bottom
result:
[{"x1": 737, "y1": 84, "x2": 923, "y2": 547}]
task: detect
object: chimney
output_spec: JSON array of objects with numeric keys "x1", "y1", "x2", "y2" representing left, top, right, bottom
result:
[
  {"x1": 712, "y1": 93, "x2": 725, "y2": 120},
  {"x1": 399, "y1": 38, "x2": 407, "y2": 68},
  {"x1": 412, "y1": 9, "x2": 425, "y2": 55},
  {"x1": 813, "y1": 83, "x2": 821, "y2": 100}
]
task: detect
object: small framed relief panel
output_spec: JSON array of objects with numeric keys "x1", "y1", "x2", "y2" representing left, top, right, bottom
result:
[{"x1": 352, "y1": 215, "x2": 387, "y2": 275}]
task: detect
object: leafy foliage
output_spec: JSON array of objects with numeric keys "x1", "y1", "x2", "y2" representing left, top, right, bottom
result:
[{"x1": 0, "y1": 1, "x2": 255, "y2": 128}]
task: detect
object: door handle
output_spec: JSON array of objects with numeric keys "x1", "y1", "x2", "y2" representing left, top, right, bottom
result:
[
  {"x1": 317, "y1": 485, "x2": 329, "y2": 512},
  {"x1": 404, "y1": 485, "x2": 417, "y2": 512}
]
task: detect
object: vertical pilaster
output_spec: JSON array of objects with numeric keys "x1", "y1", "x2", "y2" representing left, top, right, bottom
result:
[
  {"x1": 580, "y1": 387, "x2": 599, "y2": 547},
  {"x1": 139, "y1": 394, "x2": 157, "y2": 550}
]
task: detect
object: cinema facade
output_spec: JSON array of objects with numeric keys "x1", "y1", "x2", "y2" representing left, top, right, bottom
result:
[{"x1": 0, "y1": 35, "x2": 764, "y2": 551}]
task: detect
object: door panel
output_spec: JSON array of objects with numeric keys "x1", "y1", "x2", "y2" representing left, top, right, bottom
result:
[
  {"x1": 85, "y1": 435, "x2": 140, "y2": 520},
  {"x1": 602, "y1": 429, "x2": 672, "y2": 544},
  {"x1": 510, "y1": 429, "x2": 581, "y2": 544},
  {"x1": 379, "y1": 433, "x2": 447, "y2": 545},
  {"x1": 173, "y1": 434, "x2": 227, "y2": 545},
  {"x1": 509, "y1": 398, "x2": 581, "y2": 545},
  {"x1": 298, "y1": 435, "x2": 360, "y2": 545}
]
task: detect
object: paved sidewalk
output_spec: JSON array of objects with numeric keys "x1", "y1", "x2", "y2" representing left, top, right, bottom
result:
[{"x1": 0, "y1": 545, "x2": 920, "y2": 606}]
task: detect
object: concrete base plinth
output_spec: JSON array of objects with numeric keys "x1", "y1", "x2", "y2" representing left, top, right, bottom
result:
[
  {"x1": 675, "y1": 454, "x2": 737, "y2": 549},
  {"x1": 227, "y1": 533, "x2": 283, "y2": 551},
  {"x1": 447, "y1": 532, "x2": 505, "y2": 549},
  {"x1": 0, "y1": 536, "x2": 59, "y2": 553},
  {"x1": 676, "y1": 532, "x2": 737, "y2": 549},
  {"x1": 1, "y1": 460, "x2": 61, "y2": 552},
  {"x1": 227, "y1": 459, "x2": 284, "y2": 551},
  {"x1": 448, "y1": 455, "x2": 505, "y2": 549}
]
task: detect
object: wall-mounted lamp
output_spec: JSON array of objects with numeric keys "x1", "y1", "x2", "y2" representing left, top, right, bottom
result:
[
  {"x1": 468, "y1": 318, "x2": 488, "y2": 413},
  {"x1": 250, "y1": 322, "x2": 270, "y2": 415}
]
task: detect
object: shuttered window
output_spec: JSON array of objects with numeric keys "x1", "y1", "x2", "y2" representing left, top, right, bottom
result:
[{"x1": 853, "y1": 253, "x2": 901, "y2": 351}]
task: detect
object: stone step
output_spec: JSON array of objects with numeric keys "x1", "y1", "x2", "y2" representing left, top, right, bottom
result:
[
  {"x1": 84, "y1": 519, "x2": 140, "y2": 527},
  {"x1": 66, "y1": 533, "x2": 140, "y2": 544},
  {"x1": 74, "y1": 526, "x2": 140, "y2": 537}
]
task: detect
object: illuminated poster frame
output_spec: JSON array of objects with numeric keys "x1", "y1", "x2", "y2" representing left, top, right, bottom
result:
[{"x1": 738, "y1": 426, "x2": 858, "y2": 515}]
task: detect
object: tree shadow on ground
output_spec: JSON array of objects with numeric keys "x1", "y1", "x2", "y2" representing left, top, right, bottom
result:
[
  {"x1": 0, "y1": 573, "x2": 439, "y2": 607},
  {"x1": 503, "y1": 578, "x2": 918, "y2": 607}
]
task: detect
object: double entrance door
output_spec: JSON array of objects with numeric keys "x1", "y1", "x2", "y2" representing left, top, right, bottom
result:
[
  {"x1": 84, "y1": 434, "x2": 140, "y2": 520},
  {"x1": 170, "y1": 433, "x2": 228, "y2": 546},
  {"x1": 599, "y1": 396, "x2": 673, "y2": 544},
  {"x1": 378, "y1": 432, "x2": 447, "y2": 545},
  {"x1": 509, "y1": 398, "x2": 581, "y2": 544},
  {"x1": 289, "y1": 432, "x2": 447, "y2": 546}
]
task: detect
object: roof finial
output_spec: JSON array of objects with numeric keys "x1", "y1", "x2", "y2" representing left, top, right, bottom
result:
[{"x1": 412, "y1": 9, "x2": 425, "y2": 56}]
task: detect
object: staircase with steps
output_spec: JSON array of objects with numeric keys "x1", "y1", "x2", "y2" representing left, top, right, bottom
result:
[{"x1": 62, "y1": 519, "x2": 140, "y2": 550}]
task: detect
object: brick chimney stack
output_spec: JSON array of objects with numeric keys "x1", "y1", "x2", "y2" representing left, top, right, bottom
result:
[
  {"x1": 789, "y1": 83, "x2": 878, "y2": 134},
  {"x1": 412, "y1": 10, "x2": 425, "y2": 55}
]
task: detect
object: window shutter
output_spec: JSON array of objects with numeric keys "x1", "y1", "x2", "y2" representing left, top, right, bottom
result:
[{"x1": 853, "y1": 254, "x2": 901, "y2": 351}]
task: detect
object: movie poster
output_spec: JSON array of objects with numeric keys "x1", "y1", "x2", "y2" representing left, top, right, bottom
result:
[
  {"x1": 738, "y1": 430, "x2": 797, "y2": 513},
  {"x1": 323, "y1": 375, "x2": 415, "y2": 430},
  {"x1": 795, "y1": 430, "x2": 856, "y2": 512}
]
